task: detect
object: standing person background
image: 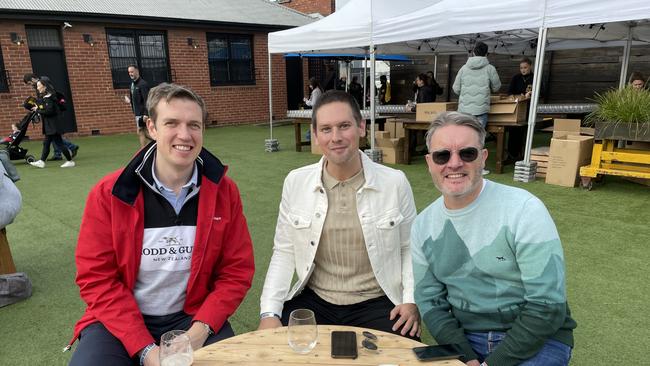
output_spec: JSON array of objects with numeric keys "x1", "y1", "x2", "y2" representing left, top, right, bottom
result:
[
  {"x1": 28, "y1": 78, "x2": 75, "y2": 168},
  {"x1": 426, "y1": 70, "x2": 444, "y2": 102},
  {"x1": 123, "y1": 65, "x2": 151, "y2": 148},
  {"x1": 22, "y1": 73, "x2": 79, "y2": 161},
  {"x1": 348, "y1": 76, "x2": 363, "y2": 108},
  {"x1": 453, "y1": 41, "x2": 501, "y2": 175},
  {"x1": 506, "y1": 57, "x2": 537, "y2": 162},
  {"x1": 378, "y1": 75, "x2": 391, "y2": 105},
  {"x1": 303, "y1": 77, "x2": 323, "y2": 108},
  {"x1": 452, "y1": 41, "x2": 501, "y2": 129}
]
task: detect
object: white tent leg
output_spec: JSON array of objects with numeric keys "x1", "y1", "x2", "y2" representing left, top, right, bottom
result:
[
  {"x1": 268, "y1": 52, "x2": 273, "y2": 140},
  {"x1": 523, "y1": 26, "x2": 548, "y2": 164},
  {"x1": 346, "y1": 61, "x2": 351, "y2": 92},
  {"x1": 618, "y1": 25, "x2": 633, "y2": 89},
  {"x1": 363, "y1": 55, "x2": 368, "y2": 110},
  {"x1": 370, "y1": 45, "x2": 376, "y2": 151},
  {"x1": 434, "y1": 54, "x2": 438, "y2": 79}
]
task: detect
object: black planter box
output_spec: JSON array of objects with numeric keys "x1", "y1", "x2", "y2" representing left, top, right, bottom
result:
[{"x1": 594, "y1": 121, "x2": 650, "y2": 142}]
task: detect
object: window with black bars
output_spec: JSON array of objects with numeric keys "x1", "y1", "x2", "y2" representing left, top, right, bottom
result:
[
  {"x1": 207, "y1": 33, "x2": 255, "y2": 86},
  {"x1": 106, "y1": 29, "x2": 170, "y2": 89},
  {"x1": 0, "y1": 46, "x2": 8, "y2": 92}
]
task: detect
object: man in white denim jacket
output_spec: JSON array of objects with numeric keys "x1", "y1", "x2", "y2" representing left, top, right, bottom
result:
[{"x1": 259, "y1": 90, "x2": 420, "y2": 338}]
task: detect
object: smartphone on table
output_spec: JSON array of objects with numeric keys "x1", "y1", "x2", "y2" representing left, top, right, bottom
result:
[
  {"x1": 412, "y1": 344, "x2": 463, "y2": 361},
  {"x1": 331, "y1": 331, "x2": 358, "y2": 359}
]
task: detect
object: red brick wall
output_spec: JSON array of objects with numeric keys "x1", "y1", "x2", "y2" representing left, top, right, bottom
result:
[
  {"x1": 281, "y1": 0, "x2": 334, "y2": 16},
  {"x1": 0, "y1": 20, "x2": 288, "y2": 137}
]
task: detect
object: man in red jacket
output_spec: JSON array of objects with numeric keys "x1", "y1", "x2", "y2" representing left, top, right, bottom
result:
[{"x1": 67, "y1": 83, "x2": 255, "y2": 366}]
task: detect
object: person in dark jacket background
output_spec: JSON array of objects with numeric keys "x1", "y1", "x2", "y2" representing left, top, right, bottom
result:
[
  {"x1": 28, "y1": 78, "x2": 75, "y2": 168},
  {"x1": 123, "y1": 65, "x2": 151, "y2": 148}
]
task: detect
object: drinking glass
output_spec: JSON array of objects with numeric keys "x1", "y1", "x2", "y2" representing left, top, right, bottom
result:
[
  {"x1": 287, "y1": 309, "x2": 318, "y2": 354},
  {"x1": 159, "y1": 330, "x2": 193, "y2": 366}
]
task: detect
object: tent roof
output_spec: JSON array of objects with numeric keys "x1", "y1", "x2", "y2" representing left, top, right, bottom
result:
[{"x1": 268, "y1": 0, "x2": 650, "y2": 56}]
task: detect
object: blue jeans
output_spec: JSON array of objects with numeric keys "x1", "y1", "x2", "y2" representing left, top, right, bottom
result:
[
  {"x1": 474, "y1": 113, "x2": 488, "y2": 128},
  {"x1": 466, "y1": 331, "x2": 572, "y2": 366}
]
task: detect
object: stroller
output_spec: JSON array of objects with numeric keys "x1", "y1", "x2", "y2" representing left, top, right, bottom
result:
[{"x1": 1, "y1": 111, "x2": 39, "y2": 164}]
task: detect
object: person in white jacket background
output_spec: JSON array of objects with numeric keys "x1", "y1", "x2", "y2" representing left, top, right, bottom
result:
[{"x1": 258, "y1": 90, "x2": 421, "y2": 339}]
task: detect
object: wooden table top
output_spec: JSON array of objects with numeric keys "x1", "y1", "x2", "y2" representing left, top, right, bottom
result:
[{"x1": 193, "y1": 325, "x2": 464, "y2": 366}]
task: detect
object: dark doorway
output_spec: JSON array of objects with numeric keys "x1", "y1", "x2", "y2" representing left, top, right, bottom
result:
[
  {"x1": 285, "y1": 57, "x2": 303, "y2": 110},
  {"x1": 27, "y1": 27, "x2": 77, "y2": 133}
]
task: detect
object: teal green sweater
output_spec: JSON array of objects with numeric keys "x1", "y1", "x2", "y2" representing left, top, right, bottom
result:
[{"x1": 411, "y1": 180, "x2": 576, "y2": 366}]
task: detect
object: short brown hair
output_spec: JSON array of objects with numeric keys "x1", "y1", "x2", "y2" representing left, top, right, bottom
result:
[
  {"x1": 311, "y1": 90, "x2": 362, "y2": 132},
  {"x1": 425, "y1": 111, "x2": 486, "y2": 150},
  {"x1": 520, "y1": 57, "x2": 532, "y2": 66},
  {"x1": 146, "y1": 83, "x2": 207, "y2": 124}
]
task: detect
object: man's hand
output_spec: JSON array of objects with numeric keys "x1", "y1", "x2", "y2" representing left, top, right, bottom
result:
[
  {"x1": 142, "y1": 346, "x2": 160, "y2": 366},
  {"x1": 465, "y1": 359, "x2": 481, "y2": 366},
  {"x1": 389, "y1": 303, "x2": 421, "y2": 337},
  {"x1": 187, "y1": 321, "x2": 210, "y2": 351},
  {"x1": 258, "y1": 316, "x2": 282, "y2": 330},
  {"x1": 124, "y1": 95, "x2": 131, "y2": 104}
]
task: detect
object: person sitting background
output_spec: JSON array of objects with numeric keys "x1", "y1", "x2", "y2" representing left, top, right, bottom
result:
[
  {"x1": 629, "y1": 71, "x2": 647, "y2": 90},
  {"x1": 1, "y1": 124, "x2": 20, "y2": 145}
]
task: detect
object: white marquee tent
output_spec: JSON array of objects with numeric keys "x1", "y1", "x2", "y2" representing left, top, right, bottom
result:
[{"x1": 268, "y1": 0, "x2": 650, "y2": 164}]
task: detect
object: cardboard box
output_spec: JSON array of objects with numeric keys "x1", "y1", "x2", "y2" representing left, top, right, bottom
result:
[
  {"x1": 488, "y1": 99, "x2": 529, "y2": 124},
  {"x1": 385, "y1": 120, "x2": 405, "y2": 139},
  {"x1": 375, "y1": 133, "x2": 405, "y2": 164},
  {"x1": 310, "y1": 137, "x2": 322, "y2": 155},
  {"x1": 545, "y1": 135, "x2": 594, "y2": 187},
  {"x1": 552, "y1": 119, "x2": 582, "y2": 139},
  {"x1": 415, "y1": 102, "x2": 457, "y2": 122}
]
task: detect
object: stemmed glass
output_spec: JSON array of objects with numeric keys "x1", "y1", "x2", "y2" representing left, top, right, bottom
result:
[
  {"x1": 159, "y1": 330, "x2": 193, "y2": 366},
  {"x1": 287, "y1": 309, "x2": 318, "y2": 354}
]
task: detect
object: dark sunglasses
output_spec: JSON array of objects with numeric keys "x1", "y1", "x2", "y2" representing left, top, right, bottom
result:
[
  {"x1": 430, "y1": 147, "x2": 480, "y2": 165},
  {"x1": 361, "y1": 331, "x2": 378, "y2": 351}
]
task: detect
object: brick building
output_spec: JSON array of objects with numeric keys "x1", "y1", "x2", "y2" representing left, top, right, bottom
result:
[
  {"x1": 275, "y1": 0, "x2": 335, "y2": 17},
  {"x1": 0, "y1": 0, "x2": 312, "y2": 137}
]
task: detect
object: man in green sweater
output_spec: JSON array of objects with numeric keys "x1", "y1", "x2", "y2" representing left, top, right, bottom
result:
[{"x1": 411, "y1": 111, "x2": 576, "y2": 366}]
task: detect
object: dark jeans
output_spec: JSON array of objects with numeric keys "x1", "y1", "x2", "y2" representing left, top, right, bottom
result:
[
  {"x1": 466, "y1": 331, "x2": 572, "y2": 366},
  {"x1": 40, "y1": 134, "x2": 71, "y2": 161},
  {"x1": 53, "y1": 138, "x2": 77, "y2": 157},
  {"x1": 281, "y1": 287, "x2": 419, "y2": 341},
  {"x1": 68, "y1": 311, "x2": 234, "y2": 366}
]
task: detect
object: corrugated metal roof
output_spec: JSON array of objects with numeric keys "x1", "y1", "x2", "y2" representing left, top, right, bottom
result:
[{"x1": 0, "y1": 0, "x2": 313, "y2": 27}]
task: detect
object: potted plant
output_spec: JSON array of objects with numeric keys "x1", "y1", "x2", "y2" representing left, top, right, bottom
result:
[{"x1": 586, "y1": 86, "x2": 650, "y2": 142}]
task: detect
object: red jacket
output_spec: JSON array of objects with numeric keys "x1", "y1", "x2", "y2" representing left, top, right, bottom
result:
[{"x1": 68, "y1": 145, "x2": 255, "y2": 356}]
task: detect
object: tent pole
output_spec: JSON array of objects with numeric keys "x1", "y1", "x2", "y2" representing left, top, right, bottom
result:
[
  {"x1": 363, "y1": 55, "x2": 368, "y2": 110},
  {"x1": 618, "y1": 25, "x2": 633, "y2": 89},
  {"x1": 268, "y1": 52, "x2": 273, "y2": 140},
  {"x1": 370, "y1": 45, "x2": 376, "y2": 150},
  {"x1": 346, "y1": 61, "x2": 351, "y2": 92},
  {"x1": 523, "y1": 26, "x2": 548, "y2": 164},
  {"x1": 434, "y1": 54, "x2": 438, "y2": 79}
]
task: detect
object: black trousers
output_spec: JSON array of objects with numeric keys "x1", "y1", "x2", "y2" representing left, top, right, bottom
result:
[
  {"x1": 68, "y1": 311, "x2": 234, "y2": 366},
  {"x1": 41, "y1": 133, "x2": 71, "y2": 161},
  {"x1": 281, "y1": 287, "x2": 419, "y2": 341}
]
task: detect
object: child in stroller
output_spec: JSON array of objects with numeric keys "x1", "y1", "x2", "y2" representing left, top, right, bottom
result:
[{"x1": 1, "y1": 111, "x2": 39, "y2": 164}]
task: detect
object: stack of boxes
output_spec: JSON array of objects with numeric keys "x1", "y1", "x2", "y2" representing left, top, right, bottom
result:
[
  {"x1": 375, "y1": 119, "x2": 406, "y2": 164},
  {"x1": 530, "y1": 146, "x2": 550, "y2": 179}
]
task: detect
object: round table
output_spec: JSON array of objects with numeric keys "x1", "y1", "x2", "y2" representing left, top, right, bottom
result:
[{"x1": 193, "y1": 325, "x2": 465, "y2": 365}]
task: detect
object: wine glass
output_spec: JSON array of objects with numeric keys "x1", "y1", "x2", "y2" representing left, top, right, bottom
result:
[
  {"x1": 159, "y1": 330, "x2": 193, "y2": 366},
  {"x1": 287, "y1": 309, "x2": 318, "y2": 354}
]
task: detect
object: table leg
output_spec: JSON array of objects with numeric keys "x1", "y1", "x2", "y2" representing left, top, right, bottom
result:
[
  {"x1": 494, "y1": 127, "x2": 505, "y2": 174},
  {"x1": 0, "y1": 228, "x2": 17, "y2": 275},
  {"x1": 294, "y1": 121, "x2": 301, "y2": 152},
  {"x1": 404, "y1": 128, "x2": 412, "y2": 164}
]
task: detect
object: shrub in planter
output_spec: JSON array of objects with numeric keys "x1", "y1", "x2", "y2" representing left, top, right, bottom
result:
[{"x1": 586, "y1": 86, "x2": 650, "y2": 141}]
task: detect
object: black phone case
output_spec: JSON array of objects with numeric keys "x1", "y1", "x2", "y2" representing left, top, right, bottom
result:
[{"x1": 331, "y1": 331, "x2": 358, "y2": 359}]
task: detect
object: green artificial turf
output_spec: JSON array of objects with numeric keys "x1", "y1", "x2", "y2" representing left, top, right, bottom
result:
[{"x1": 1, "y1": 124, "x2": 648, "y2": 365}]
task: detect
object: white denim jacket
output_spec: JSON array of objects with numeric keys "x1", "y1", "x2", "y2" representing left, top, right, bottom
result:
[{"x1": 260, "y1": 152, "x2": 417, "y2": 316}]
